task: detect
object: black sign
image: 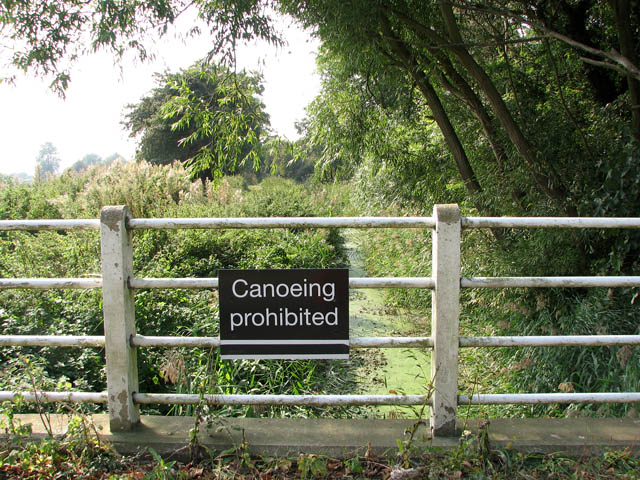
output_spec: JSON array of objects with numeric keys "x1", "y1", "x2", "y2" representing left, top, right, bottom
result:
[{"x1": 219, "y1": 269, "x2": 349, "y2": 360}]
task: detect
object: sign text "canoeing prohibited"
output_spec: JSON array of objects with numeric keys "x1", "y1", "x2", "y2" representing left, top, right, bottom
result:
[{"x1": 219, "y1": 269, "x2": 349, "y2": 359}]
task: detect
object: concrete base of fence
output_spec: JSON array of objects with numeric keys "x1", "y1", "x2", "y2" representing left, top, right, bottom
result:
[{"x1": 2, "y1": 414, "x2": 639, "y2": 459}]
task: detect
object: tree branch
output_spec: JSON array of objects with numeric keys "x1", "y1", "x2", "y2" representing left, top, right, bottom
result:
[{"x1": 448, "y1": 2, "x2": 640, "y2": 81}]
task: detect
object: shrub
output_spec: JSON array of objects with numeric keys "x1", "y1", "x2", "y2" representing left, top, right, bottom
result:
[{"x1": 0, "y1": 166, "x2": 353, "y2": 417}]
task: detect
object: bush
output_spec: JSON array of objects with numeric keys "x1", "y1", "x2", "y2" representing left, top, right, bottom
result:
[{"x1": 0, "y1": 165, "x2": 353, "y2": 417}]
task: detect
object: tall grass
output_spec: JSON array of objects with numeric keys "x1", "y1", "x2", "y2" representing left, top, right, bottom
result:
[
  {"x1": 351, "y1": 195, "x2": 640, "y2": 418},
  {"x1": 0, "y1": 163, "x2": 358, "y2": 417}
]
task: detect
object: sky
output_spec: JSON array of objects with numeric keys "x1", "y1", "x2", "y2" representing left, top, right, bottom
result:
[{"x1": 0, "y1": 15, "x2": 321, "y2": 177}]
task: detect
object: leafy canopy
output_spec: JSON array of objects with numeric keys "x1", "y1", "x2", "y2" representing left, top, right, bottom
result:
[
  {"x1": 0, "y1": 0, "x2": 281, "y2": 95},
  {"x1": 124, "y1": 61, "x2": 269, "y2": 181},
  {"x1": 3, "y1": 0, "x2": 639, "y2": 206}
]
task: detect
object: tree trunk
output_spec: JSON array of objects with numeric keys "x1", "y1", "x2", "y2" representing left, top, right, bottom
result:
[
  {"x1": 379, "y1": 15, "x2": 483, "y2": 198},
  {"x1": 436, "y1": 55, "x2": 508, "y2": 171},
  {"x1": 610, "y1": 0, "x2": 640, "y2": 142},
  {"x1": 438, "y1": 1, "x2": 578, "y2": 216}
]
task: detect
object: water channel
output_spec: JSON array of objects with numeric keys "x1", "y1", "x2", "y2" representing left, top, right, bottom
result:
[{"x1": 345, "y1": 230, "x2": 432, "y2": 417}]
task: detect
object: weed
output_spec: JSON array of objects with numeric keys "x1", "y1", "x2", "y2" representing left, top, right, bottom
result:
[
  {"x1": 143, "y1": 448, "x2": 180, "y2": 480},
  {"x1": 297, "y1": 453, "x2": 328, "y2": 479},
  {"x1": 396, "y1": 377, "x2": 434, "y2": 468}
]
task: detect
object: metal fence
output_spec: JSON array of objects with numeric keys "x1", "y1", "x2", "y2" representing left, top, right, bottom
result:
[{"x1": 1, "y1": 204, "x2": 639, "y2": 436}]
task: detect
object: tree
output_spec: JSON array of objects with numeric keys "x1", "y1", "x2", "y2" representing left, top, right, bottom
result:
[
  {"x1": 279, "y1": 2, "x2": 557, "y2": 213},
  {"x1": 123, "y1": 62, "x2": 270, "y2": 181},
  {"x1": 283, "y1": 2, "x2": 637, "y2": 210},
  {"x1": 3, "y1": 0, "x2": 639, "y2": 209},
  {"x1": 286, "y1": 1, "x2": 640, "y2": 408},
  {"x1": 69, "y1": 153, "x2": 102, "y2": 172},
  {"x1": 68, "y1": 153, "x2": 124, "y2": 172},
  {"x1": 0, "y1": 0, "x2": 280, "y2": 96},
  {"x1": 35, "y1": 142, "x2": 60, "y2": 181},
  {"x1": 289, "y1": 1, "x2": 640, "y2": 289},
  {"x1": 261, "y1": 136, "x2": 316, "y2": 181},
  {"x1": 300, "y1": 52, "x2": 461, "y2": 202}
]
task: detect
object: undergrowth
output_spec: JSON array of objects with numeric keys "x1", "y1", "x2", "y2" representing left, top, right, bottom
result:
[
  {"x1": 353, "y1": 200, "x2": 640, "y2": 419},
  {"x1": 0, "y1": 164, "x2": 357, "y2": 418}
]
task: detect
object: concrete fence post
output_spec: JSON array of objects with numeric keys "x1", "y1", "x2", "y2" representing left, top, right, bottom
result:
[
  {"x1": 430, "y1": 204, "x2": 461, "y2": 436},
  {"x1": 100, "y1": 206, "x2": 140, "y2": 431}
]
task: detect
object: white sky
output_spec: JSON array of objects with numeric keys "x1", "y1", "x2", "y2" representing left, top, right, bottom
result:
[{"x1": 0, "y1": 16, "x2": 320, "y2": 177}]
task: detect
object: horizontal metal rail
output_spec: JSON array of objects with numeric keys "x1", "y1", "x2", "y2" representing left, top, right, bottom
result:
[
  {"x1": 0, "y1": 219, "x2": 100, "y2": 231},
  {"x1": 458, "y1": 392, "x2": 640, "y2": 404},
  {"x1": 462, "y1": 276, "x2": 640, "y2": 288},
  {"x1": 133, "y1": 393, "x2": 431, "y2": 406},
  {"x1": 350, "y1": 277, "x2": 434, "y2": 288},
  {"x1": 129, "y1": 277, "x2": 434, "y2": 289},
  {"x1": 0, "y1": 335, "x2": 105, "y2": 347},
  {"x1": 0, "y1": 391, "x2": 108, "y2": 403},
  {"x1": 2, "y1": 390, "x2": 638, "y2": 406},
  {"x1": 130, "y1": 278, "x2": 219, "y2": 289},
  {"x1": 352, "y1": 337, "x2": 433, "y2": 348},
  {"x1": 459, "y1": 335, "x2": 640, "y2": 347},
  {"x1": 0, "y1": 278, "x2": 102, "y2": 289},
  {"x1": 128, "y1": 216, "x2": 436, "y2": 230},
  {"x1": 129, "y1": 335, "x2": 640, "y2": 349},
  {"x1": 132, "y1": 335, "x2": 220, "y2": 348},
  {"x1": 462, "y1": 217, "x2": 640, "y2": 229},
  {"x1": 3, "y1": 216, "x2": 638, "y2": 231},
  {"x1": 131, "y1": 335, "x2": 434, "y2": 348},
  {"x1": 3, "y1": 276, "x2": 637, "y2": 290},
  {"x1": 5, "y1": 334, "x2": 635, "y2": 350}
]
